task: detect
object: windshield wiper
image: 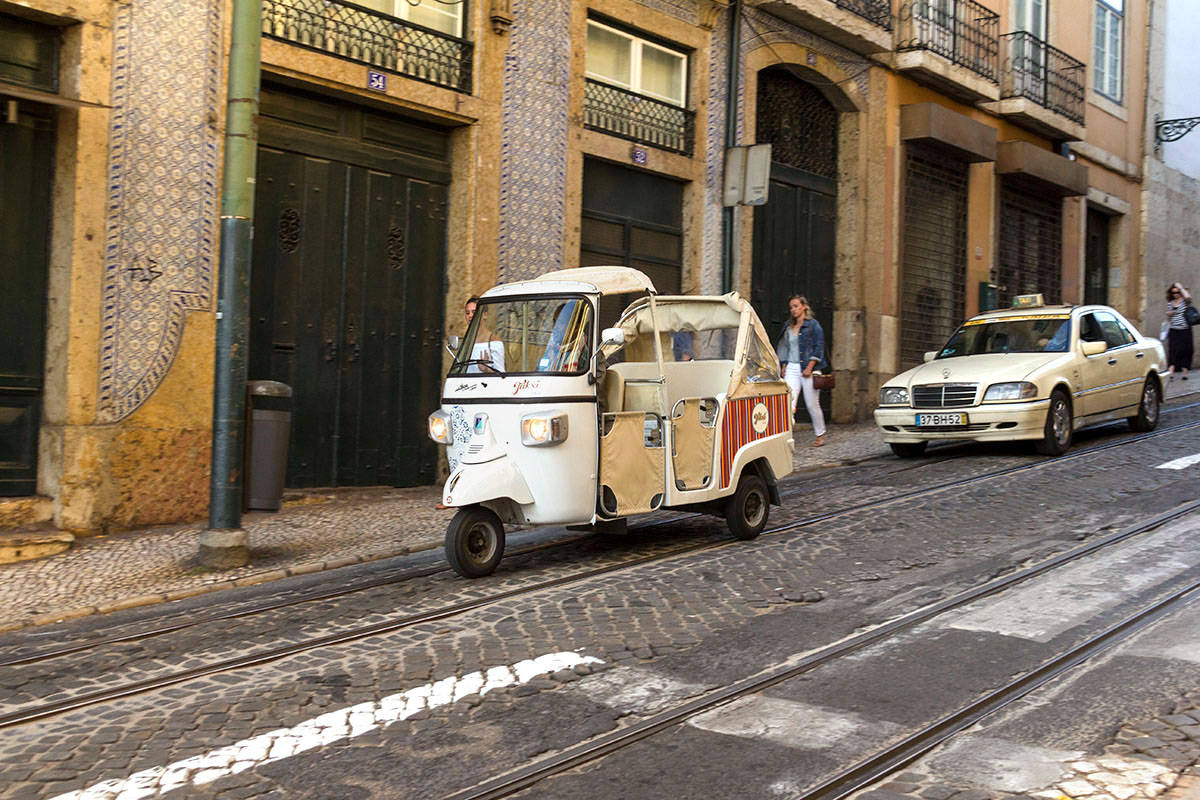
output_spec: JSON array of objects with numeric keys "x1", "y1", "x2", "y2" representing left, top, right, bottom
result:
[{"x1": 451, "y1": 358, "x2": 507, "y2": 376}]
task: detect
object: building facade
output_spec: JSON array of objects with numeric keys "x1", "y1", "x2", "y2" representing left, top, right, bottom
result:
[
  {"x1": 1143, "y1": 0, "x2": 1200, "y2": 346},
  {"x1": 0, "y1": 0, "x2": 1152, "y2": 534}
]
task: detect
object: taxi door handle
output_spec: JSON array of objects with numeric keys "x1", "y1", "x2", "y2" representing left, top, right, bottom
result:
[
  {"x1": 1107, "y1": 357, "x2": 1118, "y2": 365},
  {"x1": 1135, "y1": 352, "x2": 1145, "y2": 358}
]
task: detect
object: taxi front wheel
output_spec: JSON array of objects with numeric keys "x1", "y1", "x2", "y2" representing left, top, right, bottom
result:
[
  {"x1": 727, "y1": 473, "x2": 769, "y2": 540},
  {"x1": 445, "y1": 505, "x2": 505, "y2": 578},
  {"x1": 1035, "y1": 389, "x2": 1073, "y2": 456}
]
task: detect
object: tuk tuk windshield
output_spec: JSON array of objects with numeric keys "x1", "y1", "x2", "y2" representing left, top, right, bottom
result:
[{"x1": 450, "y1": 295, "x2": 593, "y2": 376}]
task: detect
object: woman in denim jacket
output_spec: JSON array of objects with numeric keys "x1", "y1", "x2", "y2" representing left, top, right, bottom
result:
[{"x1": 775, "y1": 294, "x2": 827, "y2": 446}]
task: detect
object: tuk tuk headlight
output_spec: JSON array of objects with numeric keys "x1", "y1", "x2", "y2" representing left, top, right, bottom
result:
[
  {"x1": 521, "y1": 411, "x2": 568, "y2": 446},
  {"x1": 983, "y1": 382, "x2": 1038, "y2": 402},
  {"x1": 428, "y1": 410, "x2": 452, "y2": 444},
  {"x1": 879, "y1": 386, "x2": 909, "y2": 406}
]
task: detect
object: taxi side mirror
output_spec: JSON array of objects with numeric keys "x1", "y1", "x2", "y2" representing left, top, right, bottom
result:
[
  {"x1": 1081, "y1": 340, "x2": 1108, "y2": 356},
  {"x1": 923, "y1": 351, "x2": 937, "y2": 362}
]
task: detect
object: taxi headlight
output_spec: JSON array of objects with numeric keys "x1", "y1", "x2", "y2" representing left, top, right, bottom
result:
[
  {"x1": 428, "y1": 410, "x2": 452, "y2": 444},
  {"x1": 983, "y1": 381, "x2": 1038, "y2": 402},
  {"x1": 878, "y1": 386, "x2": 909, "y2": 406},
  {"x1": 521, "y1": 412, "x2": 568, "y2": 446}
]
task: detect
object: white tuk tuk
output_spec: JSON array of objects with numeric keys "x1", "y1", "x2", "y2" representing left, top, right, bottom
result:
[{"x1": 428, "y1": 267, "x2": 794, "y2": 577}]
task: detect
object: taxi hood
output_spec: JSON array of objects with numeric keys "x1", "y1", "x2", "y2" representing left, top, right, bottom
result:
[{"x1": 894, "y1": 352, "x2": 1069, "y2": 386}]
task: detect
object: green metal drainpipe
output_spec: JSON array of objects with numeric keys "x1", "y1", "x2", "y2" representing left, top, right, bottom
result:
[
  {"x1": 204, "y1": 0, "x2": 261, "y2": 566},
  {"x1": 721, "y1": 0, "x2": 743, "y2": 294}
]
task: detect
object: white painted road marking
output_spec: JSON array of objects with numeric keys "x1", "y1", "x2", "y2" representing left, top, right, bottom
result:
[
  {"x1": 1155, "y1": 453, "x2": 1200, "y2": 470},
  {"x1": 938, "y1": 521, "x2": 1198, "y2": 642},
  {"x1": 50, "y1": 651, "x2": 603, "y2": 800},
  {"x1": 575, "y1": 666, "x2": 709, "y2": 714}
]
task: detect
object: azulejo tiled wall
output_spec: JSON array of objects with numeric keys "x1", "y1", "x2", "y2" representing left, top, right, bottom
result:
[
  {"x1": 98, "y1": 0, "x2": 223, "y2": 423},
  {"x1": 497, "y1": 0, "x2": 573, "y2": 283}
]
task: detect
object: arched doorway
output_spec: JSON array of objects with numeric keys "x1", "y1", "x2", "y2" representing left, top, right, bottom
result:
[{"x1": 750, "y1": 67, "x2": 838, "y2": 417}]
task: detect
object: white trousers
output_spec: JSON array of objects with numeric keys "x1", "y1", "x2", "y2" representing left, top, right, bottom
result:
[{"x1": 784, "y1": 362, "x2": 826, "y2": 437}]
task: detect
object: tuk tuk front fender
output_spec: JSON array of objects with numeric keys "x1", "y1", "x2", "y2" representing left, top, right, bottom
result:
[{"x1": 444, "y1": 457, "x2": 535, "y2": 508}]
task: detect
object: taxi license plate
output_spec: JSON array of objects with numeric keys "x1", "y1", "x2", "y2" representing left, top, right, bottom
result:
[{"x1": 916, "y1": 412, "x2": 966, "y2": 426}]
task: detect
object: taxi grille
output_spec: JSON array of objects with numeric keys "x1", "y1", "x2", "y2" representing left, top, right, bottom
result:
[{"x1": 912, "y1": 383, "x2": 979, "y2": 408}]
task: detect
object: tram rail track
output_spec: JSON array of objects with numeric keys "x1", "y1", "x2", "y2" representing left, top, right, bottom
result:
[
  {"x1": 2, "y1": 409, "x2": 1199, "y2": 731},
  {"x1": 7, "y1": 400, "x2": 1199, "y2": 672},
  {"x1": 444, "y1": 501, "x2": 1200, "y2": 800}
]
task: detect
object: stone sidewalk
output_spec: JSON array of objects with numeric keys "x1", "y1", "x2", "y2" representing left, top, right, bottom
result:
[{"x1": 0, "y1": 380, "x2": 1195, "y2": 635}]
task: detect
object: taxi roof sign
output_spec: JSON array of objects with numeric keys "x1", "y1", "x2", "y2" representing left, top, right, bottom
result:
[{"x1": 1012, "y1": 293, "x2": 1045, "y2": 308}]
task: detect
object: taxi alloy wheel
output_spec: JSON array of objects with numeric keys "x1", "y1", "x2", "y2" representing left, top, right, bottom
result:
[
  {"x1": 727, "y1": 472, "x2": 769, "y2": 541},
  {"x1": 1129, "y1": 378, "x2": 1160, "y2": 432},
  {"x1": 445, "y1": 505, "x2": 505, "y2": 578},
  {"x1": 1036, "y1": 389, "x2": 1073, "y2": 456}
]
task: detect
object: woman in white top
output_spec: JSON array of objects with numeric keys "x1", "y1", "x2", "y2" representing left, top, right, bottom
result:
[{"x1": 1165, "y1": 282, "x2": 1193, "y2": 380}]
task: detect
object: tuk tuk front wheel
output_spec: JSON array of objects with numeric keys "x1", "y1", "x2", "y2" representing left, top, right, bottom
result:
[
  {"x1": 445, "y1": 505, "x2": 505, "y2": 578},
  {"x1": 726, "y1": 472, "x2": 769, "y2": 541}
]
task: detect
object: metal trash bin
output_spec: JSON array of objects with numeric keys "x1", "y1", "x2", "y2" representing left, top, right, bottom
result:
[{"x1": 245, "y1": 380, "x2": 292, "y2": 512}]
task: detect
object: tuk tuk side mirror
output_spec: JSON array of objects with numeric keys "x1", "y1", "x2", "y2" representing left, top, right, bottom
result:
[
  {"x1": 601, "y1": 327, "x2": 625, "y2": 348},
  {"x1": 446, "y1": 335, "x2": 460, "y2": 356}
]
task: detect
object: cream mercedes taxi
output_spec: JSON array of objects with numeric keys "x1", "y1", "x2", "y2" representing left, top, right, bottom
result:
[{"x1": 874, "y1": 295, "x2": 1166, "y2": 457}]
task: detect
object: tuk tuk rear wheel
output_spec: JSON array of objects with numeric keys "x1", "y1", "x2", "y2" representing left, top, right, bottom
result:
[
  {"x1": 445, "y1": 506, "x2": 505, "y2": 578},
  {"x1": 726, "y1": 473, "x2": 769, "y2": 541}
]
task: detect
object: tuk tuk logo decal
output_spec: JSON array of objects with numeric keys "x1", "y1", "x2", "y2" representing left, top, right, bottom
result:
[
  {"x1": 751, "y1": 402, "x2": 770, "y2": 434},
  {"x1": 721, "y1": 394, "x2": 788, "y2": 489},
  {"x1": 512, "y1": 378, "x2": 542, "y2": 395}
]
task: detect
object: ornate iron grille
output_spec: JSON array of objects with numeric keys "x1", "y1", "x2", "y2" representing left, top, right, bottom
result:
[
  {"x1": 1000, "y1": 32, "x2": 1084, "y2": 125},
  {"x1": 897, "y1": 0, "x2": 999, "y2": 82},
  {"x1": 997, "y1": 180, "x2": 1062, "y2": 307},
  {"x1": 754, "y1": 68, "x2": 838, "y2": 180},
  {"x1": 912, "y1": 383, "x2": 979, "y2": 408},
  {"x1": 900, "y1": 148, "x2": 968, "y2": 370},
  {"x1": 835, "y1": 0, "x2": 893, "y2": 31},
  {"x1": 583, "y1": 79, "x2": 695, "y2": 156},
  {"x1": 262, "y1": 0, "x2": 473, "y2": 93}
]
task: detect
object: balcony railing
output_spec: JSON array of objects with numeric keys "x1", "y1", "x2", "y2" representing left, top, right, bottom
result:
[
  {"x1": 897, "y1": 0, "x2": 999, "y2": 82},
  {"x1": 262, "y1": 0, "x2": 473, "y2": 93},
  {"x1": 584, "y1": 79, "x2": 696, "y2": 156},
  {"x1": 835, "y1": 0, "x2": 893, "y2": 31},
  {"x1": 1000, "y1": 32, "x2": 1085, "y2": 125}
]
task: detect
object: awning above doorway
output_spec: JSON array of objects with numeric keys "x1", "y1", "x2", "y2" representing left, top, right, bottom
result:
[
  {"x1": 996, "y1": 140, "x2": 1088, "y2": 197},
  {"x1": 900, "y1": 102, "x2": 996, "y2": 163}
]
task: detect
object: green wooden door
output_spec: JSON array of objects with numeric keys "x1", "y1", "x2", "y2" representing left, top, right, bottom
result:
[
  {"x1": 250, "y1": 87, "x2": 448, "y2": 489},
  {"x1": 0, "y1": 100, "x2": 54, "y2": 496},
  {"x1": 750, "y1": 164, "x2": 836, "y2": 356}
]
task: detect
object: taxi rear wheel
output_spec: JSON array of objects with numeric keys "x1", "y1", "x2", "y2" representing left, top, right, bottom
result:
[
  {"x1": 1128, "y1": 378, "x2": 1160, "y2": 432},
  {"x1": 445, "y1": 505, "x2": 505, "y2": 578},
  {"x1": 1035, "y1": 389, "x2": 1073, "y2": 456},
  {"x1": 727, "y1": 473, "x2": 769, "y2": 541}
]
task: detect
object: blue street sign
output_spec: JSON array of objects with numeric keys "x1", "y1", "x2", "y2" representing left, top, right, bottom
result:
[{"x1": 367, "y1": 70, "x2": 387, "y2": 92}]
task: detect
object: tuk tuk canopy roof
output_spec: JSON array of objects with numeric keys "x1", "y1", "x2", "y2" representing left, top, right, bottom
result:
[{"x1": 528, "y1": 267, "x2": 656, "y2": 296}]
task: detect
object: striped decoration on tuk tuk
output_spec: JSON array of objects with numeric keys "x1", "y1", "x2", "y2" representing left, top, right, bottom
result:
[{"x1": 720, "y1": 393, "x2": 789, "y2": 489}]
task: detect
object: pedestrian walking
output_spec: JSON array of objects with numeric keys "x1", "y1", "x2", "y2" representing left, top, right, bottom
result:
[
  {"x1": 775, "y1": 294, "x2": 827, "y2": 447},
  {"x1": 1165, "y1": 282, "x2": 1194, "y2": 380}
]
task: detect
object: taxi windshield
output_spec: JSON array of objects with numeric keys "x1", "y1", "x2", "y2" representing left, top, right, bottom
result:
[
  {"x1": 938, "y1": 315, "x2": 1071, "y2": 358},
  {"x1": 450, "y1": 295, "x2": 593, "y2": 376}
]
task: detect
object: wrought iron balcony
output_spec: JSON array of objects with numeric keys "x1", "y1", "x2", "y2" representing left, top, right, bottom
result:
[
  {"x1": 1000, "y1": 32, "x2": 1084, "y2": 125},
  {"x1": 897, "y1": 0, "x2": 999, "y2": 82},
  {"x1": 584, "y1": 79, "x2": 696, "y2": 156},
  {"x1": 262, "y1": 0, "x2": 473, "y2": 93},
  {"x1": 835, "y1": 0, "x2": 893, "y2": 31}
]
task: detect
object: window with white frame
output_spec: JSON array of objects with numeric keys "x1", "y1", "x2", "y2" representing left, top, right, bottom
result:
[
  {"x1": 1093, "y1": 0, "x2": 1123, "y2": 101},
  {"x1": 356, "y1": 0, "x2": 464, "y2": 38},
  {"x1": 585, "y1": 19, "x2": 687, "y2": 107}
]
